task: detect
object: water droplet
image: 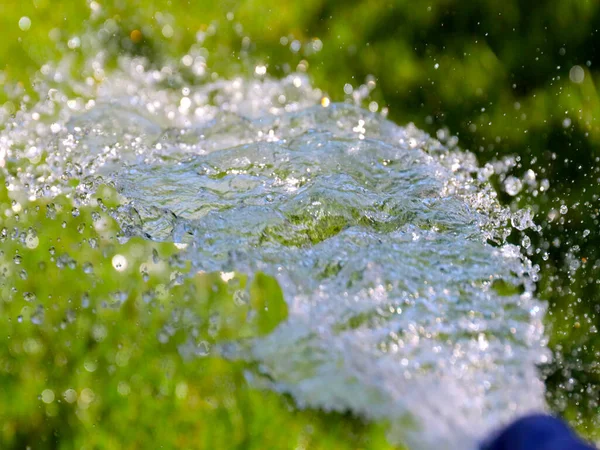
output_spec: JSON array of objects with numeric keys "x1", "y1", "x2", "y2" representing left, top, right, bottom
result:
[
  {"x1": 196, "y1": 341, "x2": 211, "y2": 357},
  {"x1": 84, "y1": 360, "x2": 97, "y2": 372},
  {"x1": 82, "y1": 262, "x2": 94, "y2": 274},
  {"x1": 25, "y1": 233, "x2": 39, "y2": 249},
  {"x1": 157, "y1": 332, "x2": 170, "y2": 344},
  {"x1": 41, "y1": 389, "x2": 55, "y2": 404},
  {"x1": 63, "y1": 389, "x2": 78, "y2": 403},
  {"x1": 112, "y1": 254, "x2": 128, "y2": 272},
  {"x1": 511, "y1": 209, "x2": 534, "y2": 231},
  {"x1": 18, "y1": 16, "x2": 31, "y2": 31},
  {"x1": 162, "y1": 24, "x2": 174, "y2": 38},
  {"x1": 504, "y1": 176, "x2": 522, "y2": 196},
  {"x1": 81, "y1": 293, "x2": 90, "y2": 308},
  {"x1": 31, "y1": 305, "x2": 44, "y2": 325},
  {"x1": 46, "y1": 204, "x2": 56, "y2": 220},
  {"x1": 569, "y1": 65, "x2": 585, "y2": 83}
]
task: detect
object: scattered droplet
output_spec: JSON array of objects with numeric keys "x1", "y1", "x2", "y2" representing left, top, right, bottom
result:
[
  {"x1": 112, "y1": 254, "x2": 128, "y2": 272},
  {"x1": 41, "y1": 389, "x2": 55, "y2": 404},
  {"x1": 504, "y1": 176, "x2": 522, "y2": 196},
  {"x1": 569, "y1": 65, "x2": 585, "y2": 83},
  {"x1": 18, "y1": 16, "x2": 31, "y2": 31},
  {"x1": 82, "y1": 262, "x2": 94, "y2": 274},
  {"x1": 31, "y1": 305, "x2": 44, "y2": 325}
]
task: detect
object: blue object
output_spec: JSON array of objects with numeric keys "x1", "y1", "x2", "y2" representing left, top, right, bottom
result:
[{"x1": 482, "y1": 414, "x2": 596, "y2": 450}]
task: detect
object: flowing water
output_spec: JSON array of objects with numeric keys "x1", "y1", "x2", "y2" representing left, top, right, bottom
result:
[{"x1": 1, "y1": 55, "x2": 550, "y2": 449}]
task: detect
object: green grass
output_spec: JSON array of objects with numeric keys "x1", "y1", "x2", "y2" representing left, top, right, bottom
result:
[{"x1": 2, "y1": 0, "x2": 600, "y2": 445}]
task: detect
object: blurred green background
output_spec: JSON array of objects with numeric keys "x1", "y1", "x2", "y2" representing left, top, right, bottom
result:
[{"x1": 1, "y1": 0, "x2": 600, "y2": 447}]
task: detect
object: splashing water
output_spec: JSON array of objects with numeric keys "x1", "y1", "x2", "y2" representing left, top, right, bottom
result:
[{"x1": 1, "y1": 55, "x2": 549, "y2": 449}]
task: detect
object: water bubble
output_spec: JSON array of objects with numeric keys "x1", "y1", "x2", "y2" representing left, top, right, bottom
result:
[
  {"x1": 13, "y1": 255, "x2": 22, "y2": 265},
  {"x1": 560, "y1": 204, "x2": 568, "y2": 215}
]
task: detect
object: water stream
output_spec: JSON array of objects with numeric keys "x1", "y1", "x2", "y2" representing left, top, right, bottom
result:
[{"x1": 1, "y1": 56, "x2": 550, "y2": 449}]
